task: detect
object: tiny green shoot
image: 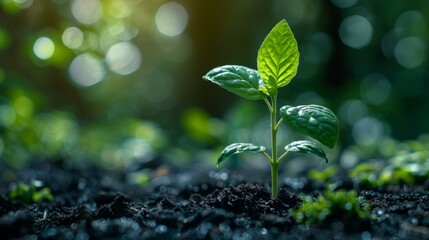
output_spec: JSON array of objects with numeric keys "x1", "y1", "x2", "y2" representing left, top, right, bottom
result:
[
  {"x1": 203, "y1": 19, "x2": 339, "y2": 199},
  {"x1": 8, "y1": 180, "x2": 54, "y2": 204}
]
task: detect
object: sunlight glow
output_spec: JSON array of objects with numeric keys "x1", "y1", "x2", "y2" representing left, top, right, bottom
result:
[
  {"x1": 340, "y1": 99, "x2": 368, "y2": 125},
  {"x1": 13, "y1": 0, "x2": 33, "y2": 9},
  {"x1": 394, "y1": 37, "x2": 426, "y2": 68},
  {"x1": 106, "y1": 42, "x2": 141, "y2": 75},
  {"x1": 69, "y1": 54, "x2": 105, "y2": 87},
  {"x1": 62, "y1": 27, "x2": 84, "y2": 49},
  {"x1": 13, "y1": 96, "x2": 34, "y2": 117},
  {"x1": 339, "y1": 15, "x2": 373, "y2": 49},
  {"x1": 0, "y1": 104, "x2": 16, "y2": 127},
  {"x1": 71, "y1": 0, "x2": 102, "y2": 25},
  {"x1": 33, "y1": 37, "x2": 55, "y2": 60},
  {"x1": 395, "y1": 11, "x2": 426, "y2": 36},
  {"x1": 155, "y1": 2, "x2": 188, "y2": 37},
  {"x1": 352, "y1": 117, "x2": 384, "y2": 146},
  {"x1": 108, "y1": 0, "x2": 132, "y2": 19}
]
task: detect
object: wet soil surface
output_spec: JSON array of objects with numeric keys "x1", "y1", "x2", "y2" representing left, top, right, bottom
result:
[{"x1": 0, "y1": 161, "x2": 428, "y2": 239}]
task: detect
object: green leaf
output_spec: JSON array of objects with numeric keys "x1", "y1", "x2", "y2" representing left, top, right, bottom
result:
[
  {"x1": 285, "y1": 140, "x2": 328, "y2": 163},
  {"x1": 258, "y1": 75, "x2": 278, "y2": 96},
  {"x1": 217, "y1": 143, "x2": 266, "y2": 167},
  {"x1": 257, "y1": 19, "x2": 300, "y2": 94},
  {"x1": 280, "y1": 105, "x2": 339, "y2": 148},
  {"x1": 203, "y1": 65, "x2": 268, "y2": 100}
]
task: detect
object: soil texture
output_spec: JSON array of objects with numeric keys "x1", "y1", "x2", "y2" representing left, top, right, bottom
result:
[{"x1": 0, "y1": 161, "x2": 428, "y2": 239}]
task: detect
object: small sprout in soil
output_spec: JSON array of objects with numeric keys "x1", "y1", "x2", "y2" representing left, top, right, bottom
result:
[
  {"x1": 8, "y1": 180, "x2": 54, "y2": 204},
  {"x1": 291, "y1": 189, "x2": 374, "y2": 225},
  {"x1": 127, "y1": 169, "x2": 151, "y2": 186},
  {"x1": 203, "y1": 19, "x2": 339, "y2": 199}
]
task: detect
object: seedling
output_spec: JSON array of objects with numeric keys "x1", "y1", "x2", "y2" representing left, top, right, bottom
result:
[
  {"x1": 8, "y1": 180, "x2": 54, "y2": 204},
  {"x1": 203, "y1": 20, "x2": 339, "y2": 199},
  {"x1": 291, "y1": 189, "x2": 374, "y2": 225}
]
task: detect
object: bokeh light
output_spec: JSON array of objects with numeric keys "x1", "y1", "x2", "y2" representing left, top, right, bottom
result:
[
  {"x1": 33, "y1": 112, "x2": 79, "y2": 155},
  {"x1": 11, "y1": 0, "x2": 33, "y2": 9},
  {"x1": 122, "y1": 138, "x2": 155, "y2": 162},
  {"x1": 395, "y1": 10, "x2": 426, "y2": 36},
  {"x1": 33, "y1": 37, "x2": 55, "y2": 60},
  {"x1": 71, "y1": 0, "x2": 102, "y2": 25},
  {"x1": 12, "y1": 95, "x2": 33, "y2": 117},
  {"x1": 339, "y1": 15, "x2": 373, "y2": 49},
  {"x1": 352, "y1": 117, "x2": 384, "y2": 146},
  {"x1": 339, "y1": 148, "x2": 359, "y2": 168},
  {"x1": 106, "y1": 42, "x2": 142, "y2": 75},
  {"x1": 108, "y1": 0, "x2": 132, "y2": 19},
  {"x1": 82, "y1": 31, "x2": 99, "y2": 50},
  {"x1": 394, "y1": 37, "x2": 426, "y2": 68},
  {"x1": 155, "y1": 2, "x2": 188, "y2": 37},
  {"x1": 360, "y1": 74, "x2": 391, "y2": 105},
  {"x1": 340, "y1": 99, "x2": 369, "y2": 125},
  {"x1": 0, "y1": 104, "x2": 16, "y2": 127},
  {"x1": 1, "y1": 0, "x2": 429, "y2": 170},
  {"x1": 68, "y1": 54, "x2": 105, "y2": 87},
  {"x1": 62, "y1": 27, "x2": 84, "y2": 49}
]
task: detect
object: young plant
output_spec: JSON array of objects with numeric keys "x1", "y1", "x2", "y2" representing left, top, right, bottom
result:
[
  {"x1": 8, "y1": 180, "x2": 54, "y2": 204},
  {"x1": 203, "y1": 19, "x2": 339, "y2": 199}
]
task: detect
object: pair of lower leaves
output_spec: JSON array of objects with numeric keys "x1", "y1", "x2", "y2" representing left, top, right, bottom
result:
[{"x1": 217, "y1": 104, "x2": 338, "y2": 167}]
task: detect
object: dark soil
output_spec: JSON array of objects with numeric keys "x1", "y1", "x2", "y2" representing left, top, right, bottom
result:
[{"x1": 0, "y1": 160, "x2": 428, "y2": 239}]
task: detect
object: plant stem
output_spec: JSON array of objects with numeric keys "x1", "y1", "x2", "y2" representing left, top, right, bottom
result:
[
  {"x1": 277, "y1": 151, "x2": 289, "y2": 164},
  {"x1": 263, "y1": 97, "x2": 273, "y2": 112},
  {"x1": 275, "y1": 118, "x2": 283, "y2": 131},
  {"x1": 271, "y1": 94, "x2": 278, "y2": 164},
  {"x1": 261, "y1": 151, "x2": 272, "y2": 163},
  {"x1": 270, "y1": 93, "x2": 279, "y2": 199},
  {"x1": 271, "y1": 162, "x2": 279, "y2": 199}
]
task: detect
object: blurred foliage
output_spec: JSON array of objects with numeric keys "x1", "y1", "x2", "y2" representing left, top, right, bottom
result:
[
  {"x1": 0, "y1": 87, "x2": 168, "y2": 169},
  {"x1": 127, "y1": 169, "x2": 151, "y2": 186},
  {"x1": 308, "y1": 165, "x2": 339, "y2": 183},
  {"x1": 347, "y1": 135, "x2": 429, "y2": 187},
  {"x1": 8, "y1": 180, "x2": 54, "y2": 204},
  {"x1": 291, "y1": 189, "x2": 374, "y2": 225},
  {"x1": 0, "y1": 0, "x2": 429, "y2": 169}
]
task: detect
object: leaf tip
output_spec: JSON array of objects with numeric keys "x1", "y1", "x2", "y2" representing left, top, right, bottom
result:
[{"x1": 216, "y1": 159, "x2": 222, "y2": 168}]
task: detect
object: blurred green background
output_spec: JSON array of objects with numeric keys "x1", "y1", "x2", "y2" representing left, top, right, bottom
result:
[{"x1": 0, "y1": 0, "x2": 428, "y2": 170}]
